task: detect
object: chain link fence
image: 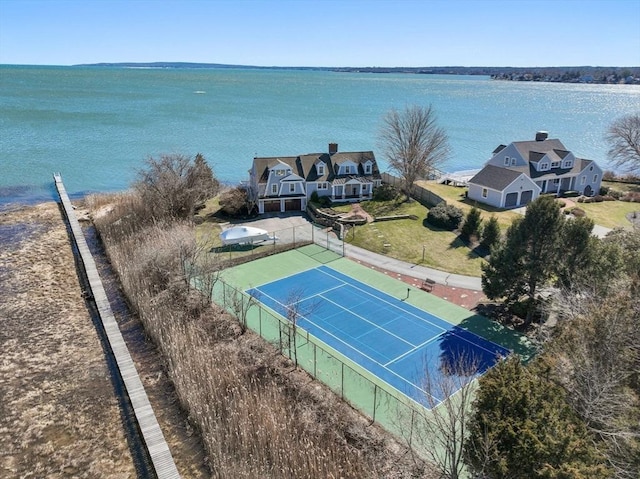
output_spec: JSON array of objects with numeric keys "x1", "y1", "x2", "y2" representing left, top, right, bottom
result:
[{"x1": 208, "y1": 278, "x2": 420, "y2": 441}]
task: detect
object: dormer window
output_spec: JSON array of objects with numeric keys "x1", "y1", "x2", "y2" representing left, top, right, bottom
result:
[
  {"x1": 539, "y1": 163, "x2": 549, "y2": 171},
  {"x1": 275, "y1": 169, "x2": 285, "y2": 176},
  {"x1": 317, "y1": 163, "x2": 325, "y2": 175},
  {"x1": 365, "y1": 163, "x2": 372, "y2": 174},
  {"x1": 345, "y1": 165, "x2": 351, "y2": 174},
  {"x1": 563, "y1": 160, "x2": 572, "y2": 168},
  {"x1": 551, "y1": 161, "x2": 560, "y2": 168}
]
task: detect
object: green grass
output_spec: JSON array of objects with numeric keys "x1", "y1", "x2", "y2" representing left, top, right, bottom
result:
[
  {"x1": 574, "y1": 200, "x2": 639, "y2": 229},
  {"x1": 346, "y1": 199, "x2": 486, "y2": 276},
  {"x1": 416, "y1": 181, "x2": 521, "y2": 229}
]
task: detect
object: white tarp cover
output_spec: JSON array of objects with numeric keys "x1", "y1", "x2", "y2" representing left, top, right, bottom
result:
[{"x1": 220, "y1": 226, "x2": 271, "y2": 245}]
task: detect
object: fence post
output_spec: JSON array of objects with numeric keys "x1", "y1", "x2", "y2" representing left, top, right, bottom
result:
[
  {"x1": 222, "y1": 282, "x2": 226, "y2": 308},
  {"x1": 313, "y1": 343, "x2": 317, "y2": 377},
  {"x1": 372, "y1": 385, "x2": 378, "y2": 423}
]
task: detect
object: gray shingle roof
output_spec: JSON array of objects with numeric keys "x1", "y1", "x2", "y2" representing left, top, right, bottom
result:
[
  {"x1": 253, "y1": 149, "x2": 380, "y2": 184},
  {"x1": 469, "y1": 164, "x2": 524, "y2": 190}
]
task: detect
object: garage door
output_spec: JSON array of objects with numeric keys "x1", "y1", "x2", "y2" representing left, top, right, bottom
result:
[
  {"x1": 284, "y1": 198, "x2": 302, "y2": 211},
  {"x1": 505, "y1": 192, "x2": 518, "y2": 208},
  {"x1": 520, "y1": 190, "x2": 533, "y2": 205},
  {"x1": 264, "y1": 200, "x2": 281, "y2": 213}
]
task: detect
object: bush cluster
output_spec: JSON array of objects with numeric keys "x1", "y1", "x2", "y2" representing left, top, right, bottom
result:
[
  {"x1": 310, "y1": 191, "x2": 332, "y2": 207},
  {"x1": 427, "y1": 202, "x2": 464, "y2": 230},
  {"x1": 578, "y1": 195, "x2": 616, "y2": 203},
  {"x1": 621, "y1": 191, "x2": 640, "y2": 202},
  {"x1": 372, "y1": 183, "x2": 398, "y2": 201}
]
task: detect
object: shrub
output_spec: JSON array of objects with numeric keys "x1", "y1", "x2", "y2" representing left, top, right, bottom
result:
[
  {"x1": 599, "y1": 186, "x2": 610, "y2": 196},
  {"x1": 608, "y1": 189, "x2": 623, "y2": 200},
  {"x1": 219, "y1": 187, "x2": 251, "y2": 216},
  {"x1": 603, "y1": 170, "x2": 616, "y2": 181},
  {"x1": 571, "y1": 207, "x2": 586, "y2": 217},
  {"x1": 373, "y1": 183, "x2": 398, "y2": 201},
  {"x1": 134, "y1": 153, "x2": 220, "y2": 221},
  {"x1": 427, "y1": 202, "x2": 464, "y2": 230},
  {"x1": 460, "y1": 206, "x2": 482, "y2": 242},
  {"x1": 562, "y1": 190, "x2": 580, "y2": 198},
  {"x1": 480, "y1": 215, "x2": 501, "y2": 251},
  {"x1": 621, "y1": 191, "x2": 640, "y2": 202}
]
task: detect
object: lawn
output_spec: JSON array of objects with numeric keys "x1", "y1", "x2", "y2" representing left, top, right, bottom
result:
[
  {"x1": 342, "y1": 199, "x2": 486, "y2": 277},
  {"x1": 415, "y1": 181, "x2": 521, "y2": 229},
  {"x1": 420, "y1": 180, "x2": 640, "y2": 229},
  {"x1": 574, "y1": 200, "x2": 639, "y2": 229}
]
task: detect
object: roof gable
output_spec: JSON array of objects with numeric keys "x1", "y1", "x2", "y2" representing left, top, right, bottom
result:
[{"x1": 469, "y1": 165, "x2": 526, "y2": 190}]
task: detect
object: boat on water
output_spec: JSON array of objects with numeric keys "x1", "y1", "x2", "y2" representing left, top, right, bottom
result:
[{"x1": 219, "y1": 226, "x2": 278, "y2": 246}]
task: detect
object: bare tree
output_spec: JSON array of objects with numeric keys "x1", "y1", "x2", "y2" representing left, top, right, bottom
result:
[
  {"x1": 279, "y1": 287, "x2": 319, "y2": 368},
  {"x1": 378, "y1": 105, "x2": 450, "y2": 199},
  {"x1": 226, "y1": 287, "x2": 260, "y2": 335},
  {"x1": 397, "y1": 352, "x2": 484, "y2": 479},
  {"x1": 605, "y1": 113, "x2": 640, "y2": 173},
  {"x1": 178, "y1": 230, "x2": 222, "y2": 308},
  {"x1": 134, "y1": 153, "x2": 220, "y2": 220},
  {"x1": 548, "y1": 284, "x2": 640, "y2": 478}
]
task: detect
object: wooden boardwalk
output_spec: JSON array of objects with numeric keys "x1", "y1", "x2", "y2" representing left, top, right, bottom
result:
[{"x1": 54, "y1": 174, "x2": 181, "y2": 479}]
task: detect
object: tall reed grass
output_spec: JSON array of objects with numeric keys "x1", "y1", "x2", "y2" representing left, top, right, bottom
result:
[{"x1": 88, "y1": 193, "x2": 421, "y2": 479}]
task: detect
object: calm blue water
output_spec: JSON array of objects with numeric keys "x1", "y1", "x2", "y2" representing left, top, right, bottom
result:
[{"x1": 1, "y1": 65, "x2": 639, "y2": 206}]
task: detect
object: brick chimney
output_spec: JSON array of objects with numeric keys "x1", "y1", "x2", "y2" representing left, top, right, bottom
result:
[{"x1": 328, "y1": 143, "x2": 338, "y2": 155}]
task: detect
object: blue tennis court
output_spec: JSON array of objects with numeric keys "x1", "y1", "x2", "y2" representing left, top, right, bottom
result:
[{"x1": 247, "y1": 265, "x2": 510, "y2": 406}]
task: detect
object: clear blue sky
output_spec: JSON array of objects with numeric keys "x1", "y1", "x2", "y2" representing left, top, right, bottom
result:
[{"x1": 1, "y1": 0, "x2": 639, "y2": 67}]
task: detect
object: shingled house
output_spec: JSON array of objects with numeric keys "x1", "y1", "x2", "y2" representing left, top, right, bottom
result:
[
  {"x1": 248, "y1": 143, "x2": 382, "y2": 214},
  {"x1": 467, "y1": 132, "x2": 603, "y2": 208}
]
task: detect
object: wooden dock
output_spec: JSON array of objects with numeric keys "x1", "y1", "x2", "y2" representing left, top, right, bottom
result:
[{"x1": 54, "y1": 174, "x2": 181, "y2": 479}]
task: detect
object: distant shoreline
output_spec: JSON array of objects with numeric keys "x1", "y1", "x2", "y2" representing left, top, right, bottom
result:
[{"x1": 73, "y1": 62, "x2": 640, "y2": 85}]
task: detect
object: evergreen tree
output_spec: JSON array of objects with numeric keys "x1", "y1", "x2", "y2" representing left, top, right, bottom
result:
[
  {"x1": 555, "y1": 216, "x2": 595, "y2": 289},
  {"x1": 464, "y1": 357, "x2": 611, "y2": 479},
  {"x1": 481, "y1": 196, "x2": 564, "y2": 324},
  {"x1": 481, "y1": 218, "x2": 527, "y2": 305},
  {"x1": 480, "y1": 215, "x2": 501, "y2": 252},
  {"x1": 460, "y1": 206, "x2": 482, "y2": 242}
]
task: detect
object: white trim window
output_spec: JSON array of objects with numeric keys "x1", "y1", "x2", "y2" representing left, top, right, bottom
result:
[
  {"x1": 581, "y1": 176, "x2": 586, "y2": 185},
  {"x1": 317, "y1": 182, "x2": 328, "y2": 190},
  {"x1": 482, "y1": 188, "x2": 488, "y2": 198},
  {"x1": 317, "y1": 164, "x2": 324, "y2": 175},
  {"x1": 345, "y1": 165, "x2": 352, "y2": 174},
  {"x1": 563, "y1": 160, "x2": 572, "y2": 168},
  {"x1": 271, "y1": 184, "x2": 278, "y2": 194},
  {"x1": 551, "y1": 161, "x2": 560, "y2": 168},
  {"x1": 365, "y1": 164, "x2": 371, "y2": 174},
  {"x1": 593, "y1": 174, "x2": 598, "y2": 183},
  {"x1": 511, "y1": 158, "x2": 516, "y2": 166},
  {"x1": 289, "y1": 183, "x2": 295, "y2": 193},
  {"x1": 275, "y1": 169, "x2": 285, "y2": 176},
  {"x1": 539, "y1": 163, "x2": 549, "y2": 171},
  {"x1": 504, "y1": 157, "x2": 510, "y2": 166}
]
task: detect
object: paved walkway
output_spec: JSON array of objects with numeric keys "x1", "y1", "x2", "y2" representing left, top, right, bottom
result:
[{"x1": 343, "y1": 241, "x2": 483, "y2": 290}]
